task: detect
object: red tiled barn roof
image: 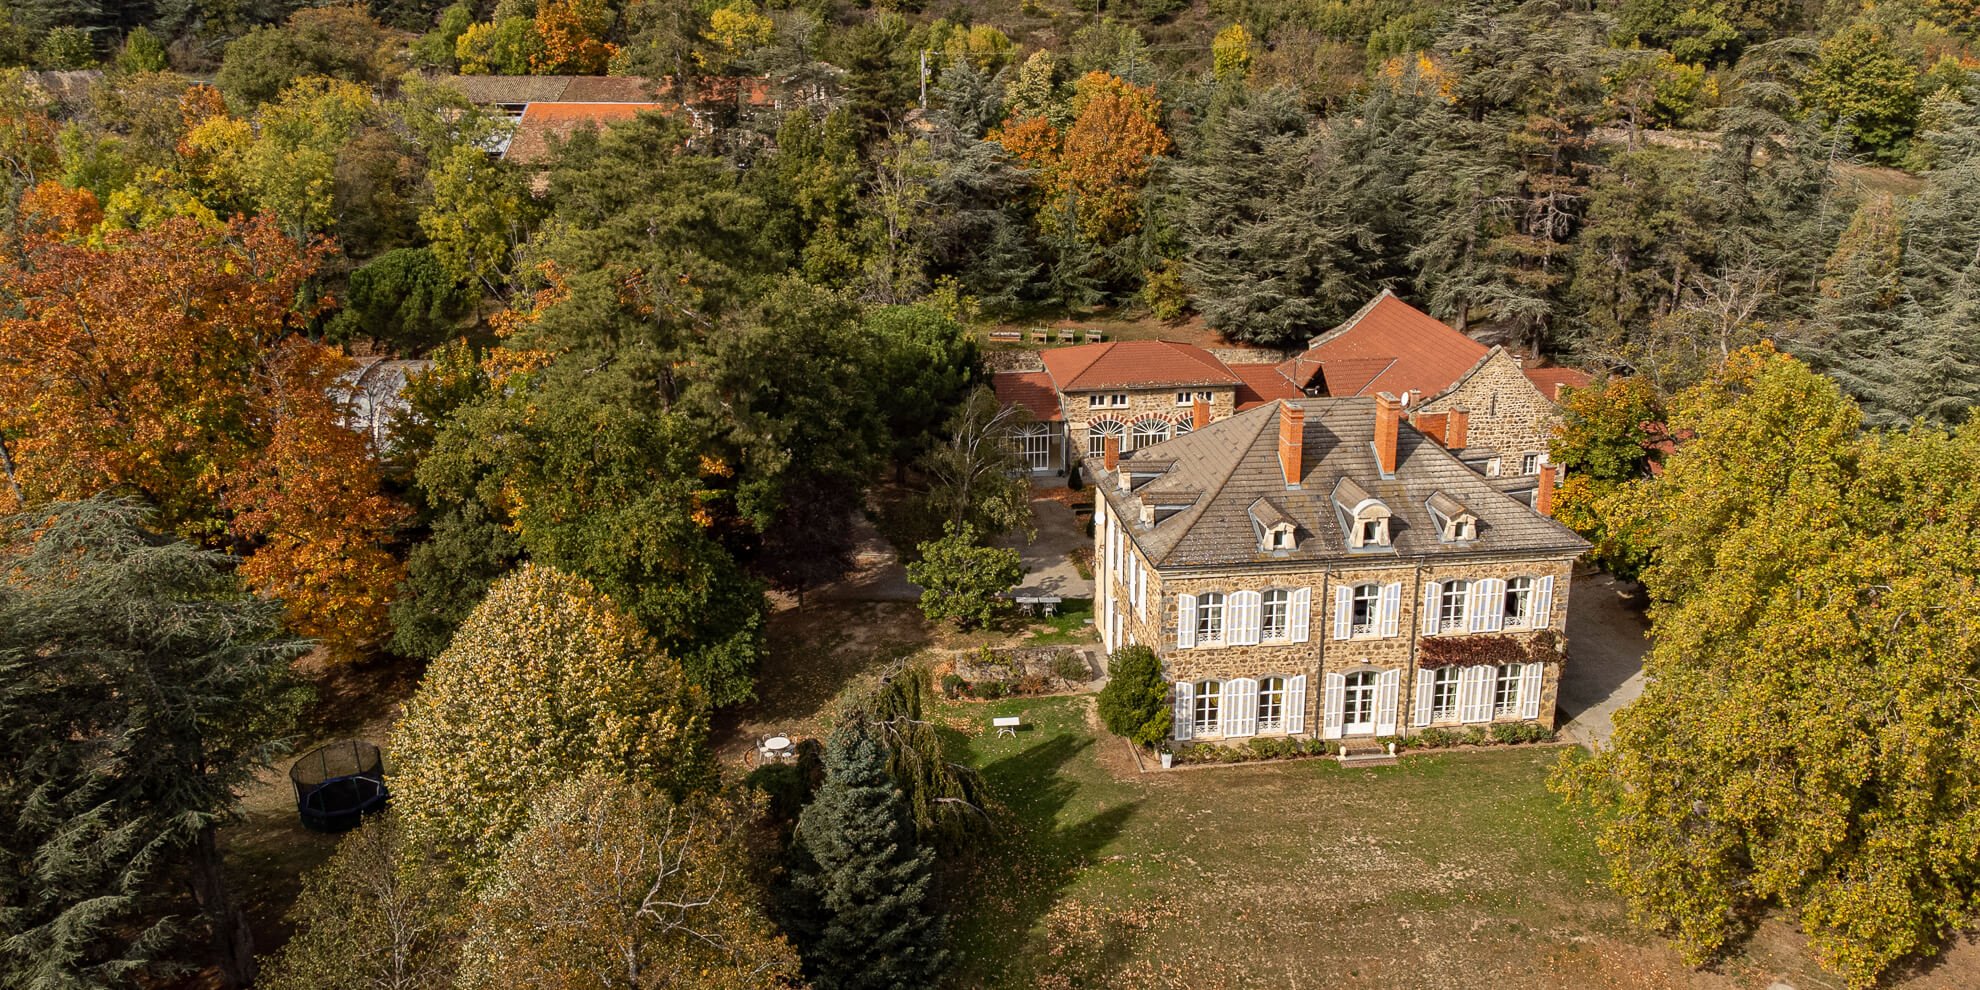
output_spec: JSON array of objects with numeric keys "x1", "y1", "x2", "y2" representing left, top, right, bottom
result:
[
  {"x1": 503, "y1": 102, "x2": 667, "y2": 164},
  {"x1": 1229, "y1": 363, "x2": 1304, "y2": 410},
  {"x1": 1522, "y1": 366, "x2": 1593, "y2": 401},
  {"x1": 1040, "y1": 340, "x2": 1241, "y2": 391},
  {"x1": 991, "y1": 370, "x2": 1063, "y2": 422},
  {"x1": 1275, "y1": 291, "x2": 1488, "y2": 398}
]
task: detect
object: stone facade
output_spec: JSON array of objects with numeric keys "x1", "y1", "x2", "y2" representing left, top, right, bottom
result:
[
  {"x1": 1066, "y1": 385, "x2": 1237, "y2": 460},
  {"x1": 1415, "y1": 349, "x2": 1561, "y2": 474},
  {"x1": 1096, "y1": 498, "x2": 1575, "y2": 743}
]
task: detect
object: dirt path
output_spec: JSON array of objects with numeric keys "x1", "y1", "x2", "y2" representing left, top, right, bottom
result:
[{"x1": 1560, "y1": 566, "x2": 1651, "y2": 747}]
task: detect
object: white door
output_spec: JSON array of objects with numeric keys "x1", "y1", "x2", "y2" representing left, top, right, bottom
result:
[{"x1": 1342, "y1": 671, "x2": 1377, "y2": 735}]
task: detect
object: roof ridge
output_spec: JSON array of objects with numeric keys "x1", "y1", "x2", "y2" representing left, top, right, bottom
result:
[
  {"x1": 1303, "y1": 288, "x2": 1394, "y2": 350},
  {"x1": 1147, "y1": 402, "x2": 1282, "y2": 567}
]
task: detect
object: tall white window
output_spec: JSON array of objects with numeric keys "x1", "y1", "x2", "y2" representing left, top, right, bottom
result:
[
  {"x1": 1350, "y1": 583, "x2": 1379, "y2": 637},
  {"x1": 1494, "y1": 664, "x2": 1523, "y2": 716},
  {"x1": 1520, "y1": 452, "x2": 1543, "y2": 475},
  {"x1": 1018, "y1": 425, "x2": 1051, "y2": 472},
  {"x1": 1257, "y1": 676, "x2": 1286, "y2": 731},
  {"x1": 1196, "y1": 592, "x2": 1226, "y2": 644},
  {"x1": 1503, "y1": 577, "x2": 1535, "y2": 627},
  {"x1": 1129, "y1": 419, "x2": 1171, "y2": 450},
  {"x1": 1087, "y1": 419, "x2": 1125, "y2": 457},
  {"x1": 1438, "y1": 580, "x2": 1469, "y2": 632},
  {"x1": 1261, "y1": 589, "x2": 1291, "y2": 640},
  {"x1": 1431, "y1": 667, "x2": 1461, "y2": 722},
  {"x1": 1193, "y1": 680, "x2": 1222, "y2": 735}
]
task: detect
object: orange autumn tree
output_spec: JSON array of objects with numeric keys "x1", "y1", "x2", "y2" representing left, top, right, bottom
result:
[
  {"x1": 533, "y1": 0, "x2": 618, "y2": 74},
  {"x1": 0, "y1": 213, "x2": 406, "y2": 656},
  {"x1": 991, "y1": 71, "x2": 1169, "y2": 245}
]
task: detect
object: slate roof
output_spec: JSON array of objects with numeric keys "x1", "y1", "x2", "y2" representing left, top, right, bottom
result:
[
  {"x1": 1041, "y1": 340, "x2": 1242, "y2": 391},
  {"x1": 1094, "y1": 397, "x2": 1589, "y2": 570},
  {"x1": 990, "y1": 370, "x2": 1063, "y2": 423},
  {"x1": 1275, "y1": 290, "x2": 1489, "y2": 398}
]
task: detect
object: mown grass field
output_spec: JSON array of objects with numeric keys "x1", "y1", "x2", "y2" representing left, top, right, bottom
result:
[{"x1": 933, "y1": 695, "x2": 1978, "y2": 990}]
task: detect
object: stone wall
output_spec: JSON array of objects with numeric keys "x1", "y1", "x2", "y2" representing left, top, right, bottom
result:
[
  {"x1": 1146, "y1": 554, "x2": 1576, "y2": 739},
  {"x1": 1416, "y1": 349, "x2": 1561, "y2": 467},
  {"x1": 1067, "y1": 384, "x2": 1237, "y2": 459}
]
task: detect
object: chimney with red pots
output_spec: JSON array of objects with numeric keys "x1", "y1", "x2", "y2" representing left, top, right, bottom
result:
[
  {"x1": 1374, "y1": 392, "x2": 1401, "y2": 476},
  {"x1": 1277, "y1": 402, "x2": 1305, "y2": 487},
  {"x1": 1536, "y1": 464, "x2": 1557, "y2": 516},
  {"x1": 1103, "y1": 434, "x2": 1120, "y2": 472},
  {"x1": 1448, "y1": 408, "x2": 1470, "y2": 450},
  {"x1": 1191, "y1": 396, "x2": 1210, "y2": 431}
]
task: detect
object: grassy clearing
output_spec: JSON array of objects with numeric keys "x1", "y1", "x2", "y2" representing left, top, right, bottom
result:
[
  {"x1": 1024, "y1": 597, "x2": 1095, "y2": 646},
  {"x1": 929, "y1": 694, "x2": 1943, "y2": 990}
]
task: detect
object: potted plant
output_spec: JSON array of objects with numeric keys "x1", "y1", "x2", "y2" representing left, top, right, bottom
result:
[{"x1": 1158, "y1": 746, "x2": 1174, "y2": 769}]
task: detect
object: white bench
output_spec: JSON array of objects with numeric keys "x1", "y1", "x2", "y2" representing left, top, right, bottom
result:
[{"x1": 993, "y1": 716, "x2": 1021, "y2": 738}]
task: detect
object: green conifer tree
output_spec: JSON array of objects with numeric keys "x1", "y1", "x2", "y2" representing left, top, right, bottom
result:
[{"x1": 785, "y1": 726, "x2": 947, "y2": 990}]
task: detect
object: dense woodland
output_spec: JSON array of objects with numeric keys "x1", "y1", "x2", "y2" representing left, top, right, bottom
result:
[{"x1": 2, "y1": 0, "x2": 1979, "y2": 989}]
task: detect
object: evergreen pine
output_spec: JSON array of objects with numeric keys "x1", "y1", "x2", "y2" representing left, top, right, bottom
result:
[
  {"x1": 786, "y1": 726, "x2": 947, "y2": 990},
  {"x1": 0, "y1": 498, "x2": 308, "y2": 989}
]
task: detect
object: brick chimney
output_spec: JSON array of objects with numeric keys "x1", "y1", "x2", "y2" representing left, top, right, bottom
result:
[
  {"x1": 1191, "y1": 396, "x2": 1210, "y2": 431},
  {"x1": 1536, "y1": 464, "x2": 1557, "y2": 516},
  {"x1": 1448, "y1": 408, "x2": 1470, "y2": 450},
  {"x1": 1410, "y1": 412, "x2": 1447, "y2": 448},
  {"x1": 1374, "y1": 392, "x2": 1401, "y2": 476},
  {"x1": 1277, "y1": 402, "x2": 1305, "y2": 487},
  {"x1": 1103, "y1": 434, "x2": 1120, "y2": 473}
]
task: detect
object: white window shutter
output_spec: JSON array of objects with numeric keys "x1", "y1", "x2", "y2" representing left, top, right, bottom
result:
[
  {"x1": 1332, "y1": 585, "x2": 1352, "y2": 640},
  {"x1": 1461, "y1": 666, "x2": 1492, "y2": 723},
  {"x1": 1289, "y1": 587, "x2": 1311, "y2": 642},
  {"x1": 1466, "y1": 581, "x2": 1489, "y2": 632},
  {"x1": 1227, "y1": 678, "x2": 1258, "y2": 737},
  {"x1": 1218, "y1": 680, "x2": 1242, "y2": 736},
  {"x1": 1100, "y1": 597, "x2": 1113, "y2": 654},
  {"x1": 1137, "y1": 565, "x2": 1147, "y2": 617},
  {"x1": 1421, "y1": 581, "x2": 1441, "y2": 636},
  {"x1": 1534, "y1": 575, "x2": 1556, "y2": 630},
  {"x1": 1483, "y1": 578, "x2": 1507, "y2": 632},
  {"x1": 1172, "y1": 680, "x2": 1193, "y2": 741},
  {"x1": 1374, "y1": 669, "x2": 1400, "y2": 736},
  {"x1": 1230, "y1": 591, "x2": 1262, "y2": 646},
  {"x1": 1175, "y1": 594, "x2": 1197, "y2": 649},
  {"x1": 1379, "y1": 582, "x2": 1402, "y2": 638},
  {"x1": 1321, "y1": 673, "x2": 1347, "y2": 740},
  {"x1": 1520, "y1": 663, "x2": 1544, "y2": 720},
  {"x1": 1285, "y1": 675, "x2": 1308, "y2": 734},
  {"x1": 1413, "y1": 671, "x2": 1435, "y2": 726}
]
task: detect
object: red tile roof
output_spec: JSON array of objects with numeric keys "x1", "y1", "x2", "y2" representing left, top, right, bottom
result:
[
  {"x1": 1229, "y1": 363, "x2": 1304, "y2": 410},
  {"x1": 991, "y1": 371, "x2": 1063, "y2": 422},
  {"x1": 1275, "y1": 291, "x2": 1488, "y2": 399},
  {"x1": 1522, "y1": 366, "x2": 1593, "y2": 402},
  {"x1": 1040, "y1": 340, "x2": 1241, "y2": 391},
  {"x1": 504, "y1": 102, "x2": 667, "y2": 164}
]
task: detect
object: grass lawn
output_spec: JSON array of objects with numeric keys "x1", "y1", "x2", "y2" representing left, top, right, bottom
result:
[
  {"x1": 931, "y1": 695, "x2": 1974, "y2": 990},
  {"x1": 1024, "y1": 597, "x2": 1094, "y2": 646}
]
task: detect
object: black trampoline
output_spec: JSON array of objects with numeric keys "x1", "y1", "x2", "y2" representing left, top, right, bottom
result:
[{"x1": 291, "y1": 739, "x2": 390, "y2": 833}]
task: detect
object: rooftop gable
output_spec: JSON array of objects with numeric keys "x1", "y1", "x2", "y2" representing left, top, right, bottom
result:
[
  {"x1": 1041, "y1": 340, "x2": 1243, "y2": 392},
  {"x1": 1274, "y1": 290, "x2": 1489, "y2": 399}
]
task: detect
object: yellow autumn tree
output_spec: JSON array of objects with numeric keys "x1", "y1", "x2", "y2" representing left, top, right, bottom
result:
[
  {"x1": 991, "y1": 71, "x2": 1168, "y2": 246},
  {"x1": 389, "y1": 564, "x2": 711, "y2": 876},
  {"x1": 696, "y1": 0, "x2": 774, "y2": 72},
  {"x1": 1211, "y1": 23, "x2": 1251, "y2": 81}
]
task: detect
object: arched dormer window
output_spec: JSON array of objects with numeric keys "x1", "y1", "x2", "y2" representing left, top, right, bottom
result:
[
  {"x1": 1427, "y1": 492, "x2": 1479, "y2": 544},
  {"x1": 1349, "y1": 500, "x2": 1391, "y2": 548}
]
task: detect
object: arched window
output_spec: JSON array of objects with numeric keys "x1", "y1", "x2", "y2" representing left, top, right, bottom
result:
[
  {"x1": 1172, "y1": 415, "x2": 1195, "y2": 436},
  {"x1": 1015, "y1": 423, "x2": 1052, "y2": 472},
  {"x1": 1192, "y1": 680, "x2": 1222, "y2": 735},
  {"x1": 1129, "y1": 418, "x2": 1172, "y2": 450},
  {"x1": 1087, "y1": 419, "x2": 1125, "y2": 457}
]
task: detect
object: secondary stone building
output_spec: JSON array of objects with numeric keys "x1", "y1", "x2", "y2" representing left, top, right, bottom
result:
[{"x1": 1091, "y1": 393, "x2": 1588, "y2": 745}]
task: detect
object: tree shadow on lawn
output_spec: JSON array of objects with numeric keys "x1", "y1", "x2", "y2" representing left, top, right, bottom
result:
[{"x1": 944, "y1": 728, "x2": 1141, "y2": 983}]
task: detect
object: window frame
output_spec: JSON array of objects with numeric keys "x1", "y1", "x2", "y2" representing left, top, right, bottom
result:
[
  {"x1": 1192, "y1": 679, "x2": 1222, "y2": 735},
  {"x1": 1086, "y1": 419, "x2": 1126, "y2": 457},
  {"x1": 1260, "y1": 589, "x2": 1291, "y2": 641},
  {"x1": 1343, "y1": 670, "x2": 1377, "y2": 733},
  {"x1": 1503, "y1": 577, "x2": 1535, "y2": 628},
  {"x1": 1520, "y1": 452, "x2": 1543, "y2": 475},
  {"x1": 1431, "y1": 666, "x2": 1461, "y2": 722},
  {"x1": 1350, "y1": 583, "x2": 1380, "y2": 637},
  {"x1": 1129, "y1": 418, "x2": 1171, "y2": 450},
  {"x1": 1494, "y1": 664, "x2": 1523, "y2": 717},
  {"x1": 1195, "y1": 592, "x2": 1226, "y2": 645},
  {"x1": 1257, "y1": 676, "x2": 1286, "y2": 732},
  {"x1": 1438, "y1": 579, "x2": 1470, "y2": 632}
]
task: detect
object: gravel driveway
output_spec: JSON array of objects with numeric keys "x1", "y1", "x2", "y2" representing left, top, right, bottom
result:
[{"x1": 1558, "y1": 567, "x2": 1651, "y2": 747}]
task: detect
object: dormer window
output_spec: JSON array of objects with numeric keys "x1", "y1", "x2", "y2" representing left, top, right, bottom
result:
[
  {"x1": 1267, "y1": 524, "x2": 1295, "y2": 550},
  {"x1": 1247, "y1": 497, "x2": 1299, "y2": 552},
  {"x1": 1334, "y1": 478, "x2": 1393, "y2": 550},
  {"x1": 1427, "y1": 492, "x2": 1479, "y2": 544},
  {"x1": 1358, "y1": 516, "x2": 1387, "y2": 545}
]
